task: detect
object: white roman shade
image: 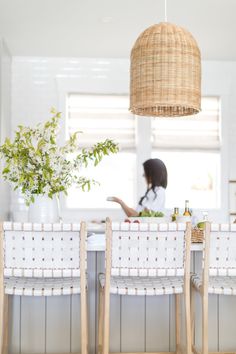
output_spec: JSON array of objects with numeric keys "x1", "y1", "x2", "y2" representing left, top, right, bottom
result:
[
  {"x1": 152, "y1": 97, "x2": 220, "y2": 149},
  {"x1": 67, "y1": 94, "x2": 135, "y2": 150}
]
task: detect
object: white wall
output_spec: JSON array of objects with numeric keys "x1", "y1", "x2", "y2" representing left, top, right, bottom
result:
[
  {"x1": 0, "y1": 40, "x2": 11, "y2": 220},
  {"x1": 10, "y1": 57, "x2": 236, "y2": 222}
]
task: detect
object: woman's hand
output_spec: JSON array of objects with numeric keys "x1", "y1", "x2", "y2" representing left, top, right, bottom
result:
[{"x1": 107, "y1": 196, "x2": 138, "y2": 217}]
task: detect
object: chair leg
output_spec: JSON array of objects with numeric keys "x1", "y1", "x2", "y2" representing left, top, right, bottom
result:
[
  {"x1": 175, "y1": 294, "x2": 181, "y2": 354},
  {"x1": 98, "y1": 284, "x2": 104, "y2": 354},
  {"x1": 0, "y1": 287, "x2": 3, "y2": 354},
  {"x1": 185, "y1": 289, "x2": 192, "y2": 354},
  {"x1": 0, "y1": 294, "x2": 8, "y2": 354},
  {"x1": 102, "y1": 286, "x2": 110, "y2": 354},
  {"x1": 202, "y1": 293, "x2": 208, "y2": 354},
  {"x1": 191, "y1": 283, "x2": 195, "y2": 351},
  {"x1": 2, "y1": 295, "x2": 8, "y2": 354},
  {"x1": 81, "y1": 288, "x2": 88, "y2": 354}
]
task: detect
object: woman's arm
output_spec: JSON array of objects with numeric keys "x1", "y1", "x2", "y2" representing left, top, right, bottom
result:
[{"x1": 108, "y1": 197, "x2": 139, "y2": 217}]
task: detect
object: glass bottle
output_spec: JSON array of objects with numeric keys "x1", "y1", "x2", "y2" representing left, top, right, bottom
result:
[
  {"x1": 183, "y1": 200, "x2": 191, "y2": 216},
  {"x1": 172, "y1": 207, "x2": 179, "y2": 221},
  {"x1": 202, "y1": 211, "x2": 208, "y2": 221}
]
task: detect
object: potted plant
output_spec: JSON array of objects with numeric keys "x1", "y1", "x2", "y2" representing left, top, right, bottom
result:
[{"x1": 0, "y1": 109, "x2": 119, "y2": 222}]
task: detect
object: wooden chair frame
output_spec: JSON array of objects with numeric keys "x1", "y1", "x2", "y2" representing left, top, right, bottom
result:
[
  {"x1": 98, "y1": 219, "x2": 192, "y2": 354},
  {"x1": 0, "y1": 221, "x2": 88, "y2": 354},
  {"x1": 191, "y1": 222, "x2": 236, "y2": 354},
  {"x1": 191, "y1": 221, "x2": 210, "y2": 354}
]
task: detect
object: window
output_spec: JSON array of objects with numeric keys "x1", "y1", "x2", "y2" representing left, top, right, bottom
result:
[
  {"x1": 66, "y1": 94, "x2": 136, "y2": 209},
  {"x1": 154, "y1": 151, "x2": 220, "y2": 209},
  {"x1": 152, "y1": 97, "x2": 221, "y2": 209},
  {"x1": 66, "y1": 95, "x2": 221, "y2": 211}
]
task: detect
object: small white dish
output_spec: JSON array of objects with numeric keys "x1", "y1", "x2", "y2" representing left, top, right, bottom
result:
[{"x1": 106, "y1": 196, "x2": 115, "y2": 201}]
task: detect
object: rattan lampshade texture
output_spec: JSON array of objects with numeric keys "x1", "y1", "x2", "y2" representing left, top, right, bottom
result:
[{"x1": 130, "y1": 22, "x2": 201, "y2": 117}]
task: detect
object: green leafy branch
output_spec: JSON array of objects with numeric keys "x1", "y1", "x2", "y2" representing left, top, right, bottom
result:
[{"x1": 0, "y1": 109, "x2": 119, "y2": 205}]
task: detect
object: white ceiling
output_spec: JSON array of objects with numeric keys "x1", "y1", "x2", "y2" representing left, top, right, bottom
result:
[{"x1": 0, "y1": 0, "x2": 235, "y2": 60}]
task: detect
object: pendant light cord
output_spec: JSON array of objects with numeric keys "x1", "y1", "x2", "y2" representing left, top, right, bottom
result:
[{"x1": 164, "y1": 0, "x2": 167, "y2": 22}]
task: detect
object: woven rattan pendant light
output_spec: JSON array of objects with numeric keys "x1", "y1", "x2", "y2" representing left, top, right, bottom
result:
[{"x1": 130, "y1": 21, "x2": 201, "y2": 117}]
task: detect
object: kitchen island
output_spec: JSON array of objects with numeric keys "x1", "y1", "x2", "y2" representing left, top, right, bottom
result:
[{"x1": 8, "y1": 232, "x2": 236, "y2": 354}]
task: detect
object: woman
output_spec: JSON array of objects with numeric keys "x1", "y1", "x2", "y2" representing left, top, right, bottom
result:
[{"x1": 108, "y1": 158, "x2": 167, "y2": 217}]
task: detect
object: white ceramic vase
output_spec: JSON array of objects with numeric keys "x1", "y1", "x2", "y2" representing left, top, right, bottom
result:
[{"x1": 28, "y1": 195, "x2": 60, "y2": 223}]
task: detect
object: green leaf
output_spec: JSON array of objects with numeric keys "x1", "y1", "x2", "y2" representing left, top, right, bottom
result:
[{"x1": 2, "y1": 167, "x2": 10, "y2": 174}]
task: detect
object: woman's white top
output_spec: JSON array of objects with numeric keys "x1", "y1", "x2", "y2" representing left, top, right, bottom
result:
[{"x1": 136, "y1": 186, "x2": 166, "y2": 213}]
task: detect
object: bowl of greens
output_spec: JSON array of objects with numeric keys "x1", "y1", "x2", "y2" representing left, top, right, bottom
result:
[
  {"x1": 128, "y1": 210, "x2": 169, "y2": 223},
  {"x1": 139, "y1": 210, "x2": 165, "y2": 218}
]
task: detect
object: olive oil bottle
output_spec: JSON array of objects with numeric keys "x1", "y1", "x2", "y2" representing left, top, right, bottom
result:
[
  {"x1": 183, "y1": 200, "x2": 191, "y2": 216},
  {"x1": 172, "y1": 207, "x2": 179, "y2": 221}
]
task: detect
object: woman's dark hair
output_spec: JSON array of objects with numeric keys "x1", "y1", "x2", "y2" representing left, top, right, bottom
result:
[{"x1": 139, "y1": 158, "x2": 168, "y2": 206}]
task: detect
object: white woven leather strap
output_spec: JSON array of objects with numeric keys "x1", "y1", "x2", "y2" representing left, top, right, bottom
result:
[
  {"x1": 110, "y1": 222, "x2": 186, "y2": 277},
  {"x1": 3, "y1": 222, "x2": 86, "y2": 278},
  {"x1": 203, "y1": 224, "x2": 236, "y2": 276}
]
